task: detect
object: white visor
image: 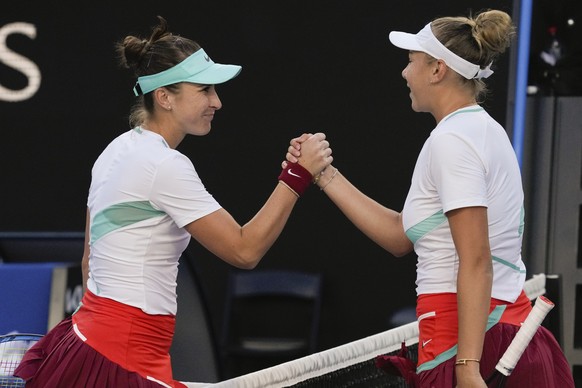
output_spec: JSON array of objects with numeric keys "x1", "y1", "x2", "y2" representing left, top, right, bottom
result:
[{"x1": 389, "y1": 23, "x2": 493, "y2": 80}]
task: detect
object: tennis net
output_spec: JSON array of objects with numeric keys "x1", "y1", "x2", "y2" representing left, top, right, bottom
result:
[{"x1": 183, "y1": 274, "x2": 547, "y2": 388}]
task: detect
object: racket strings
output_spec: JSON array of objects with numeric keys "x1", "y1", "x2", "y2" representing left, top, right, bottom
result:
[{"x1": 0, "y1": 335, "x2": 42, "y2": 388}]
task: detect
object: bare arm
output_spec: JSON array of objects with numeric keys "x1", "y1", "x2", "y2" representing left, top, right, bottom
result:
[
  {"x1": 287, "y1": 135, "x2": 412, "y2": 257},
  {"x1": 82, "y1": 208, "x2": 91, "y2": 292},
  {"x1": 316, "y1": 167, "x2": 412, "y2": 257},
  {"x1": 448, "y1": 206, "x2": 492, "y2": 387},
  {"x1": 186, "y1": 185, "x2": 297, "y2": 269},
  {"x1": 186, "y1": 133, "x2": 332, "y2": 269}
]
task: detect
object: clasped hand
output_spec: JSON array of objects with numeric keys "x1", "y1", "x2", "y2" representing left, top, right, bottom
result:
[{"x1": 284, "y1": 133, "x2": 332, "y2": 178}]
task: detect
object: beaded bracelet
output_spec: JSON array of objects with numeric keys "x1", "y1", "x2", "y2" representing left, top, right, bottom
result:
[
  {"x1": 312, "y1": 171, "x2": 323, "y2": 184},
  {"x1": 278, "y1": 162, "x2": 313, "y2": 197}
]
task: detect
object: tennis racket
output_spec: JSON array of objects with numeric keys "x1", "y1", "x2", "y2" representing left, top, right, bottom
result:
[
  {"x1": 485, "y1": 295, "x2": 555, "y2": 387},
  {"x1": 0, "y1": 333, "x2": 42, "y2": 388}
]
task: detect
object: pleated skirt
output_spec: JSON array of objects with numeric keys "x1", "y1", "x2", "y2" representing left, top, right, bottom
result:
[{"x1": 14, "y1": 291, "x2": 186, "y2": 388}]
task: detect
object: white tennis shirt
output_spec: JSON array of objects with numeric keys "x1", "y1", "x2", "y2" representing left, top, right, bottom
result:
[
  {"x1": 402, "y1": 106, "x2": 526, "y2": 302},
  {"x1": 86, "y1": 128, "x2": 221, "y2": 315}
]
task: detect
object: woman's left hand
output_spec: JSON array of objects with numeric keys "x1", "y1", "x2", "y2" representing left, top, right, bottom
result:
[{"x1": 455, "y1": 367, "x2": 487, "y2": 388}]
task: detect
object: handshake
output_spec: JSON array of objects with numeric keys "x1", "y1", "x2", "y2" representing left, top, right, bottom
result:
[{"x1": 278, "y1": 132, "x2": 337, "y2": 197}]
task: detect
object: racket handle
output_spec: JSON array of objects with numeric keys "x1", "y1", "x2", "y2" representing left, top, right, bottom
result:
[{"x1": 494, "y1": 295, "x2": 554, "y2": 376}]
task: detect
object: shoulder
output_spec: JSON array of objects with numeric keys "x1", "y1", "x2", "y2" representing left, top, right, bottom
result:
[
  {"x1": 437, "y1": 107, "x2": 489, "y2": 132},
  {"x1": 431, "y1": 107, "x2": 494, "y2": 149}
]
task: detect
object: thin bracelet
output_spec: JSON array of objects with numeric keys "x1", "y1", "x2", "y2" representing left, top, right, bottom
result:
[
  {"x1": 320, "y1": 168, "x2": 338, "y2": 191},
  {"x1": 455, "y1": 358, "x2": 480, "y2": 366}
]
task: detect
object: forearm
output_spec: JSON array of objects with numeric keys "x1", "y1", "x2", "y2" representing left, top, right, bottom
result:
[
  {"x1": 456, "y1": 258, "x2": 492, "y2": 383},
  {"x1": 318, "y1": 167, "x2": 413, "y2": 257},
  {"x1": 188, "y1": 182, "x2": 299, "y2": 269},
  {"x1": 447, "y1": 207, "x2": 492, "y2": 383},
  {"x1": 237, "y1": 182, "x2": 299, "y2": 263},
  {"x1": 456, "y1": 260, "x2": 492, "y2": 359},
  {"x1": 191, "y1": 132, "x2": 331, "y2": 268}
]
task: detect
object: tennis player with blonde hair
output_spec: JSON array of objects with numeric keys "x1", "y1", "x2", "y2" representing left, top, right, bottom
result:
[{"x1": 288, "y1": 9, "x2": 574, "y2": 388}]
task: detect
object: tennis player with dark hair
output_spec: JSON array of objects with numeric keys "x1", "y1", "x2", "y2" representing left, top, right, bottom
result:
[
  {"x1": 287, "y1": 9, "x2": 574, "y2": 388},
  {"x1": 15, "y1": 16, "x2": 331, "y2": 388}
]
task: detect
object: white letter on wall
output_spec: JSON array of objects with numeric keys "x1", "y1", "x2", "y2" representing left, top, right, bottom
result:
[{"x1": 0, "y1": 22, "x2": 41, "y2": 102}]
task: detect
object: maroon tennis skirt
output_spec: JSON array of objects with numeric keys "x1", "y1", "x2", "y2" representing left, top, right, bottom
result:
[
  {"x1": 422, "y1": 323, "x2": 574, "y2": 387},
  {"x1": 14, "y1": 316, "x2": 174, "y2": 387},
  {"x1": 14, "y1": 291, "x2": 187, "y2": 388},
  {"x1": 377, "y1": 323, "x2": 574, "y2": 388}
]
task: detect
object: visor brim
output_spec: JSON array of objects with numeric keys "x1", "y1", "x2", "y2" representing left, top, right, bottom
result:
[
  {"x1": 388, "y1": 31, "x2": 424, "y2": 52},
  {"x1": 184, "y1": 63, "x2": 242, "y2": 85}
]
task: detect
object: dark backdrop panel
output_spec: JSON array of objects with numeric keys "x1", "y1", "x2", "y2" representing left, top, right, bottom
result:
[
  {"x1": 527, "y1": 0, "x2": 582, "y2": 96},
  {"x1": 1, "y1": 0, "x2": 512, "y2": 358}
]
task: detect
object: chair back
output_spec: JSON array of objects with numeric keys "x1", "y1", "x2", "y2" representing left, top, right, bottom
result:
[{"x1": 220, "y1": 269, "x2": 323, "y2": 378}]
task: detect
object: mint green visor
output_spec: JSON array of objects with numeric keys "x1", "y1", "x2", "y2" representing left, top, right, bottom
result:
[{"x1": 133, "y1": 48, "x2": 242, "y2": 96}]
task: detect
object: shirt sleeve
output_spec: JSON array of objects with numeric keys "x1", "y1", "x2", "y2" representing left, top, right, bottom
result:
[
  {"x1": 150, "y1": 153, "x2": 222, "y2": 228},
  {"x1": 428, "y1": 132, "x2": 488, "y2": 213}
]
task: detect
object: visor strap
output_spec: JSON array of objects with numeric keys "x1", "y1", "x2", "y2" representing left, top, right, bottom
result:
[
  {"x1": 133, "y1": 82, "x2": 144, "y2": 96},
  {"x1": 419, "y1": 24, "x2": 494, "y2": 80}
]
